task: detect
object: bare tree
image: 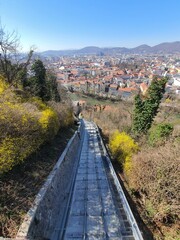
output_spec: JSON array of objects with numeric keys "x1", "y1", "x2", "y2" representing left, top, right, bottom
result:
[
  {"x1": 0, "y1": 25, "x2": 20, "y2": 83},
  {"x1": 0, "y1": 25, "x2": 34, "y2": 87}
]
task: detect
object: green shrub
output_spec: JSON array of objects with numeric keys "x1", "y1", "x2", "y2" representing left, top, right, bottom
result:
[{"x1": 148, "y1": 123, "x2": 173, "y2": 146}]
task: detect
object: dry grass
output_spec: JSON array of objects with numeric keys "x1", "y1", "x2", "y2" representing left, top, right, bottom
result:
[
  {"x1": 48, "y1": 100, "x2": 74, "y2": 127},
  {"x1": 82, "y1": 97, "x2": 180, "y2": 239},
  {"x1": 83, "y1": 101, "x2": 132, "y2": 137},
  {"x1": 128, "y1": 141, "x2": 180, "y2": 239}
]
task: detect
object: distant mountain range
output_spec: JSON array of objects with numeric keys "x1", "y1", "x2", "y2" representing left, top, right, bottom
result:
[{"x1": 40, "y1": 41, "x2": 180, "y2": 57}]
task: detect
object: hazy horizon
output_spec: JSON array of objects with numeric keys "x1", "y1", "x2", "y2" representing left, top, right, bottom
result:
[
  {"x1": 0, "y1": 0, "x2": 180, "y2": 52},
  {"x1": 39, "y1": 41, "x2": 180, "y2": 52}
]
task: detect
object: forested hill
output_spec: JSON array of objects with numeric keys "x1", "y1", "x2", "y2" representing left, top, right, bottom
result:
[{"x1": 41, "y1": 41, "x2": 180, "y2": 56}]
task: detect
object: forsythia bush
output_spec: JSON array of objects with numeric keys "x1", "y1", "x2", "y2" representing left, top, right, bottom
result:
[
  {"x1": 109, "y1": 130, "x2": 139, "y2": 173},
  {"x1": 0, "y1": 79, "x2": 61, "y2": 173},
  {"x1": 0, "y1": 102, "x2": 58, "y2": 173},
  {"x1": 0, "y1": 137, "x2": 35, "y2": 173},
  {"x1": 0, "y1": 76, "x2": 8, "y2": 94},
  {"x1": 39, "y1": 108, "x2": 59, "y2": 139}
]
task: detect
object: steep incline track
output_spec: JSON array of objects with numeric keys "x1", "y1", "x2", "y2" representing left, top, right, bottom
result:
[{"x1": 52, "y1": 120, "x2": 143, "y2": 240}]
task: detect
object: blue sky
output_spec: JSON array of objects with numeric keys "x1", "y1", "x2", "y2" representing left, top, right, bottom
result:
[{"x1": 0, "y1": 0, "x2": 180, "y2": 51}]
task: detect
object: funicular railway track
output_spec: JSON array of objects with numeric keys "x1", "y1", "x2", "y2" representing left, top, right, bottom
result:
[{"x1": 52, "y1": 120, "x2": 143, "y2": 240}]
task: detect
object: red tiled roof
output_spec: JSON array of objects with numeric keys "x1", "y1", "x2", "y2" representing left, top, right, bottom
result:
[{"x1": 118, "y1": 87, "x2": 137, "y2": 92}]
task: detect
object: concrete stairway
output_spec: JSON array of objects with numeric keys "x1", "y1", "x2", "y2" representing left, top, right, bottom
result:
[
  {"x1": 52, "y1": 121, "x2": 140, "y2": 240},
  {"x1": 17, "y1": 120, "x2": 143, "y2": 240}
]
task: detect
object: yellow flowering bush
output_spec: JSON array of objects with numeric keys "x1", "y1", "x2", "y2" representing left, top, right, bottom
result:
[
  {"x1": 109, "y1": 130, "x2": 139, "y2": 173},
  {"x1": 0, "y1": 76, "x2": 8, "y2": 94},
  {"x1": 0, "y1": 136, "x2": 35, "y2": 172},
  {"x1": 0, "y1": 88, "x2": 60, "y2": 173},
  {"x1": 0, "y1": 102, "x2": 41, "y2": 173},
  {"x1": 0, "y1": 77, "x2": 75, "y2": 174},
  {"x1": 39, "y1": 108, "x2": 59, "y2": 139}
]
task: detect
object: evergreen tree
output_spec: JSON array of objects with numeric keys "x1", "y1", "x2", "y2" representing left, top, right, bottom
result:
[
  {"x1": 30, "y1": 59, "x2": 47, "y2": 100},
  {"x1": 27, "y1": 60, "x2": 60, "y2": 102},
  {"x1": 132, "y1": 76, "x2": 168, "y2": 134},
  {"x1": 46, "y1": 70, "x2": 60, "y2": 101}
]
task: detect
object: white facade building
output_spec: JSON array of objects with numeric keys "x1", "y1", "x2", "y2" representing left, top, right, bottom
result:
[{"x1": 173, "y1": 75, "x2": 180, "y2": 87}]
